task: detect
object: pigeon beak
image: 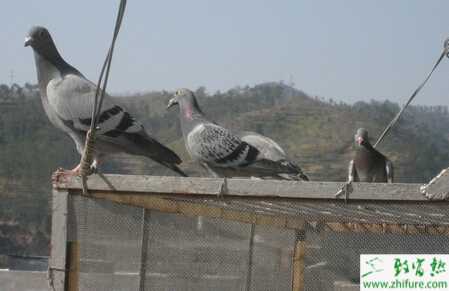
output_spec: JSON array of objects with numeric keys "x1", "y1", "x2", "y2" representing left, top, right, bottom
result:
[
  {"x1": 356, "y1": 136, "x2": 364, "y2": 145},
  {"x1": 24, "y1": 36, "x2": 33, "y2": 47},
  {"x1": 167, "y1": 98, "x2": 177, "y2": 109}
]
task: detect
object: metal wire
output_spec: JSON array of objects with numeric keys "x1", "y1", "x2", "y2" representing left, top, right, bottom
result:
[
  {"x1": 80, "y1": 0, "x2": 128, "y2": 195},
  {"x1": 373, "y1": 38, "x2": 449, "y2": 148}
]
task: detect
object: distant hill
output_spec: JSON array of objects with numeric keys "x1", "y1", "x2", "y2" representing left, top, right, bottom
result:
[
  {"x1": 0, "y1": 82, "x2": 448, "y2": 257},
  {"x1": 113, "y1": 82, "x2": 449, "y2": 182}
]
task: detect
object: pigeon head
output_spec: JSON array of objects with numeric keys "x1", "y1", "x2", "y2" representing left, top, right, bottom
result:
[
  {"x1": 354, "y1": 128, "x2": 369, "y2": 146},
  {"x1": 25, "y1": 26, "x2": 79, "y2": 78},
  {"x1": 167, "y1": 88, "x2": 204, "y2": 119},
  {"x1": 25, "y1": 26, "x2": 63, "y2": 63},
  {"x1": 25, "y1": 26, "x2": 53, "y2": 49}
]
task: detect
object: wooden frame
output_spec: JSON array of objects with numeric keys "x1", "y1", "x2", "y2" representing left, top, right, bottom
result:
[
  {"x1": 49, "y1": 188, "x2": 69, "y2": 291},
  {"x1": 420, "y1": 167, "x2": 449, "y2": 199},
  {"x1": 50, "y1": 173, "x2": 449, "y2": 291},
  {"x1": 292, "y1": 230, "x2": 306, "y2": 291},
  {"x1": 66, "y1": 242, "x2": 79, "y2": 291},
  {"x1": 56, "y1": 174, "x2": 426, "y2": 201}
]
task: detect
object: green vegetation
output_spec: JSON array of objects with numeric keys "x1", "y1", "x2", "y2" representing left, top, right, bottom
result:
[{"x1": 0, "y1": 82, "x2": 448, "y2": 257}]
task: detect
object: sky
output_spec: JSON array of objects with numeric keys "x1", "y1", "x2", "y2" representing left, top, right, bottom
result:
[{"x1": 1, "y1": 0, "x2": 449, "y2": 105}]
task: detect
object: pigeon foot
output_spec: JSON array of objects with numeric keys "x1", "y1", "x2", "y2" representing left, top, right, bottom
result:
[
  {"x1": 51, "y1": 164, "x2": 81, "y2": 186},
  {"x1": 217, "y1": 177, "x2": 228, "y2": 199},
  {"x1": 335, "y1": 181, "x2": 353, "y2": 203}
]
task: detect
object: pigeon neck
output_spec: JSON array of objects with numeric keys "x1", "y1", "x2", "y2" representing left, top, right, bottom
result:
[
  {"x1": 34, "y1": 52, "x2": 61, "y2": 93},
  {"x1": 34, "y1": 44, "x2": 80, "y2": 77},
  {"x1": 363, "y1": 141, "x2": 375, "y2": 151},
  {"x1": 178, "y1": 99, "x2": 208, "y2": 137},
  {"x1": 356, "y1": 141, "x2": 378, "y2": 155},
  {"x1": 34, "y1": 48, "x2": 82, "y2": 94},
  {"x1": 179, "y1": 100, "x2": 204, "y2": 121}
]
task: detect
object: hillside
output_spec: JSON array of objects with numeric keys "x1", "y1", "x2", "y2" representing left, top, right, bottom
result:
[
  {"x1": 113, "y1": 83, "x2": 449, "y2": 182},
  {"x1": 0, "y1": 82, "x2": 449, "y2": 257}
]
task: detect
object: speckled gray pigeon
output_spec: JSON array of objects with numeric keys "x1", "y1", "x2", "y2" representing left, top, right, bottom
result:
[
  {"x1": 25, "y1": 26, "x2": 186, "y2": 176},
  {"x1": 349, "y1": 128, "x2": 393, "y2": 183},
  {"x1": 167, "y1": 88, "x2": 307, "y2": 179}
]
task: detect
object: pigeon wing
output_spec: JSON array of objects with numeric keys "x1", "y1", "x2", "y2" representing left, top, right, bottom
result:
[
  {"x1": 237, "y1": 131, "x2": 308, "y2": 179},
  {"x1": 46, "y1": 74, "x2": 141, "y2": 134},
  {"x1": 187, "y1": 123, "x2": 259, "y2": 167},
  {"x1": 47, "y1": 74, "x2": 182, "y2": 165},
  {"x1": 238, "y1": 131, "x2": 287, "y2": 160}
]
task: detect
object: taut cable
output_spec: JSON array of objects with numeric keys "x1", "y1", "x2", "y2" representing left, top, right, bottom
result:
[{"x1": 79, "y1": 0, "x2": 128, "y2": 195}]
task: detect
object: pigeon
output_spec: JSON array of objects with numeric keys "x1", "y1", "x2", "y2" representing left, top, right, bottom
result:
[
  {"x1": 349, "y1": 128, "x2": 393, "y2": 183},
  {"x1": 167, "y1": 88, "x2": 307, "y2": 179},
  {"x1": 25, "y1": 26, "x2": 186, "y2": 177}
]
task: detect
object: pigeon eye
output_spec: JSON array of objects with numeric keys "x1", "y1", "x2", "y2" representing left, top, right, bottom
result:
[{"x1": 39, "y1": 31, "x2": 45, "y2": 38}]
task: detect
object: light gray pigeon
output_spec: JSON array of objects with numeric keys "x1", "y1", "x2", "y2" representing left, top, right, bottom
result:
[
  {"x1": 349, "y1": 128, "x2": 393, "y2": 183},
  {"x1": 167, "y1": 88, "x2": 307, "y2": 179},
  {"x1": 25, "y1": 26, "x2": 186, "y2": 177}
]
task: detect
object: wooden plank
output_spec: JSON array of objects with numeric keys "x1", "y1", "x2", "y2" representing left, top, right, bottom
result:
[
  {"x1": 245, "y1": 224, "x2": 255, "y2": 291},
  {"x1": 49, "y1": 189, "x2": 69, "y2": 291},
  {"x1": 75, "y1": 191, "x2": 305, "y2": 230},
  {"x1": 139, "y1": 209, "x2": 150, "y2": 291},
  {"x1": 0, "y1": 270, "x2": 48, "y2": 291},
  {"x1": 292, "y1": 230, "x2": 305, "y2": 291},
  {"x1": 66, "y1": 241, "x2": 79, "y2": 291},
  {"x1": 421, "y1": 167, "x2": 449, "y2": 200},
  {"x1": 323, "y1": 222, "x2": 449, "y2": 236},
  {"x1": 334, "y1": 281, "x2": 359, "y2": 291},
  {"x1": 227, "y1": 179, "x2": 423, "y2": 201},
  {"x1": 56, "y1": 174, "x2": 427, "y2": 201},
  {"x1": 58, "y1": 175, "x2": 223, "y2": 195}
]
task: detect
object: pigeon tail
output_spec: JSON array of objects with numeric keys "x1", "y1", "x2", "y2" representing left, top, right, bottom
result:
[
  {"x1": 122, "y1": 132, "x2": 182, "y2": 165},
  {"x1": 276, "y1": 173, "x2": 309, "y2": 181},
  {"x1": 277, "y1": 160, "x2": 309, "y2": 181},
  {"x1": 243, "y1": 158, "x2": 301, "y2": 176},
  {"x1": 160, "y1": 162, "x2": 188, "y2": 177},
  {"x1": 279, "y1": 160, "x2": 306, "y2": 175},
  {"x1": 130, "y1": 134, "x2": 188, "y2": 176}
]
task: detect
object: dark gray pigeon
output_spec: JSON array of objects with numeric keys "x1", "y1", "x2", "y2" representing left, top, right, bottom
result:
[
  {"x1": 25, "y1": 26, "x2": 186, "y2": 177},
  {"x1": 167, "y1": 88, "x2": 306, "y2": 179},
  {"x1": 349, "y1": 128, "x2": 393, "y2": 183}
]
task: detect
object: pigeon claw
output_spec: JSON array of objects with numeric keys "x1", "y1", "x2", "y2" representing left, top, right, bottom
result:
[
  {"x1": 51, "y1": 165, "x2": 82, "y2": 187},
  {"x1": 335, "y1": 181, "x2": 353, "y2": 203},
  {"x1": 51, "y1": 169, "x2": 70, "y2": 187},
  {"x1": 218, "y1": 177, "x2": 228, "y2": 199}
]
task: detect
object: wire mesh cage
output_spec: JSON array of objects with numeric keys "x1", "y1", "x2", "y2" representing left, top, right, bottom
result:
[
  {"x1": 50, "y1": 174, "x2": 449, "y2": 291},
  {"x1": 67, "y1": 195, "x2": 296, "y2": 291}
]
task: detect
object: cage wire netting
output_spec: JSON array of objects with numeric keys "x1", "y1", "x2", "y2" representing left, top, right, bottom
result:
[
  {"x1": 68, "y1": 195, "x2": 295, "y2": 291},
  {"x1": 67, "y1": 195, "x2": 449, "y2": 291}
]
